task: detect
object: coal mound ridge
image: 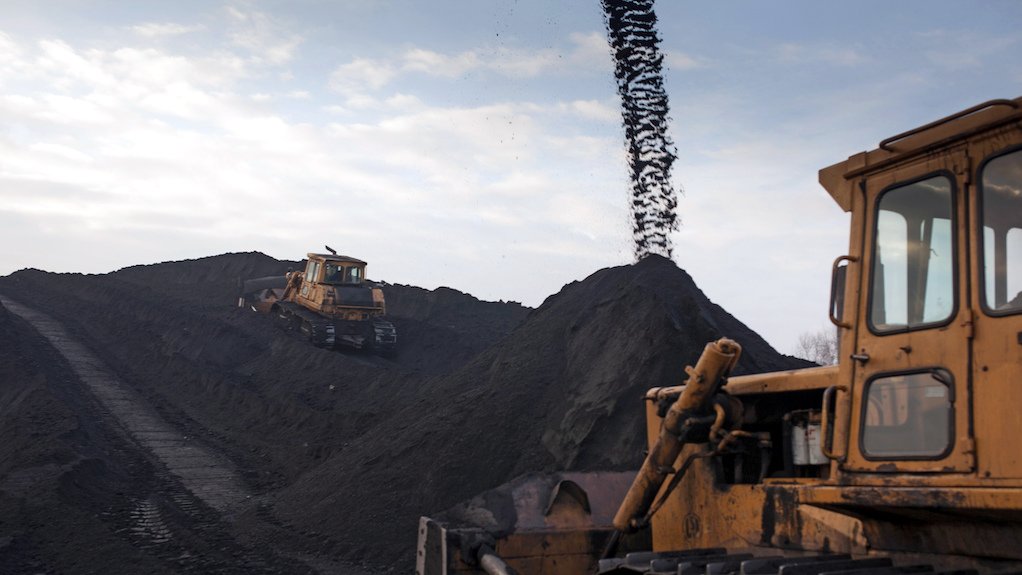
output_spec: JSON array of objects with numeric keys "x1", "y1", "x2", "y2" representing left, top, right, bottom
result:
[
  {"x1": 275, "y1": 254, "x2": 811, "y2": 567},
  {"x1": 0, "y1": 252, "x2": 809, "y2": 572}
]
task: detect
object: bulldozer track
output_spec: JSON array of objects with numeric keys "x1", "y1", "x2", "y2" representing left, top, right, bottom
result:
[
  {"x1": 597, "y1": 549, "x2": 980, "y2": 575},
  {"x1": 274, "y1": 301, "x2": 396, "y2": 353}
]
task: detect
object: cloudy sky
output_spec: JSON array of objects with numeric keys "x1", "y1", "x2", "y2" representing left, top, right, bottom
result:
[{"x1": 1, "y1": 1, "x2": 1019, "y2": 355}]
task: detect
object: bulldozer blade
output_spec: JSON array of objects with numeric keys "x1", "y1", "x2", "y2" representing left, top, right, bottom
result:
[{"x1": 417, "y1": 471, "x2": 645, "y2": 575}]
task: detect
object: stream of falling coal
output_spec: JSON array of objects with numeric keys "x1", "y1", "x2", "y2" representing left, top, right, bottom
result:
[{"x1": 602, "y1": 0, "x2": 679, "y2": 261}]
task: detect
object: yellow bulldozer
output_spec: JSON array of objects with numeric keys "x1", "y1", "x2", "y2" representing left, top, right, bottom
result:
[
  {"x1": 239, "y1": 247, "x2": 397, "y2": 353},
  {"x1": 417, "y1": 97, "x2": 1022, "y2": 574}
]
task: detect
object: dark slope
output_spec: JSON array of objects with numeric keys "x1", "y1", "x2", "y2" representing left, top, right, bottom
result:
[
  {"x1": 0, "y1": 301, "x2": 183, "y2": 574},
  {"x1": 275, "y1": 254, "x2": 811, "y2": 567},
  {"x1": 383, "y1": 284, "x2": 529, "y2": 375},
  {"x1": 113, "y1": 251, "x2": 298, "y2": 306},
  {"x1": 0, "y1": 252, "x2": 809, "y2": 571},
  {"x1": 0, "y1": 254, "x2": 529, "y2": 489}
]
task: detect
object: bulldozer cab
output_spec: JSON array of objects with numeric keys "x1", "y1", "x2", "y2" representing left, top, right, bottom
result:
[
  {"x1": 822, "y1": 97, "x2": 1022, "y2": 477},
  {"x1": 303, "y1": 254, "x2": 367, "y2": 286}
]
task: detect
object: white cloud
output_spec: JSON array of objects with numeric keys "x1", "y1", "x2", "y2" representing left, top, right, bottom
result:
[
  {"x1": 327, "y1": 30, "x2": 613, "y2": 95},
  {"x1": 329, "y1": 58, "x2": 397, "y2": 93},
  {"x1": 664, "y1": 50, "x2": 704, "y2": 70},
  {"x1": 566, "y1": 31, "x2": 611, "y2": 65},
  {"x1": 130, "y1": 23, "x2": 204, "y2": 38},
  {"x1": 0, "y1": 31, "x2": 25, "y2": 74},
  {"x1": 225, "y1": 5, "x2": 302, "y2": 65},
  {"x1": 401, "y1": 48, "x2": 481, "y2": 77},
  {"x1": 564, "y1": 99, "x2": 618, "y2": 122}
]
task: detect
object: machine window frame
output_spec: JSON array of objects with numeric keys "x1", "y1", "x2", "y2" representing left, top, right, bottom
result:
[
  {"x1": 305, "y1": 261, "x2": 321, "y2": 283},
  {"x1": 858, "y1": 368, "x2": 956, "y2": 462},
  {"x1": 866, "y1": 170, "x2": 959, "y2": 336},
  {"x1": 977, "y1": 144, "x2": 1022, "y2": 318}
]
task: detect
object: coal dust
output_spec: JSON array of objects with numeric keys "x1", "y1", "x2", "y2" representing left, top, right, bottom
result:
[{"x1": 602, "y1": 0, "x2": 679, "y2": 261}]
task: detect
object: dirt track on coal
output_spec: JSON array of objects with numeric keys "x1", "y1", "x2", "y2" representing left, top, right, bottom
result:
[{"x1": 0, "y1": 252, "x2": 810, "y2": 572}]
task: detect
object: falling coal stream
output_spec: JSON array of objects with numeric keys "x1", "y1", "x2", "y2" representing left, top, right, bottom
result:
[{"x1": 602, "y1": 0, "x2": 679, "y2": 260}]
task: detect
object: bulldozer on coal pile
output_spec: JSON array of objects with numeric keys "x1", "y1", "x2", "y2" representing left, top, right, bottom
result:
[
  {"x1": 417, "y1": 98, "x2": 1022, "y2": 574},
  {"x1": 239, "y1": 247, "x2": 396, "y2": 353}
]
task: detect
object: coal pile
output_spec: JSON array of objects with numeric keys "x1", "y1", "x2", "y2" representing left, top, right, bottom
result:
[
  {"x1": 0, "y1": 299, "x2": 191, "y2": 573},
  {"x1": 275, "y1": 255, "x2": 810, "y2": 566},
  {"x1": 0, "y1": 252, "x2": 808, "y2": 572}
]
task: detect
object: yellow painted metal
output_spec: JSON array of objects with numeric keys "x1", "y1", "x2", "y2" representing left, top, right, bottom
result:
[
  {"x1": 641, "y1": 97, "x2": 1022, "y2": 563},
  {"x1": 969, "y1": 132, "x2": 1022, "y2": 479},
  {"x1": 613, "y1": 338, "x2": 742, "y2": 532},
  {"x1": 285, "y1": 252, "x2": 385, "y2": 319}
]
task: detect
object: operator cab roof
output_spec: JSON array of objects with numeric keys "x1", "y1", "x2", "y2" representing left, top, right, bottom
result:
[
  {"x1": 819, "y1": 96, "x2": 1022, "y2": 212},
  {"x1": 306, "y1": 253, "x2": 367, "y2": 265}
]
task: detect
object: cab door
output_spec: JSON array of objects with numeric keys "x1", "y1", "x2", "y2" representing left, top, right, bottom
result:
[
  {"x1": 843, "y1": 148, "x2": 975, "y2": 473},
  {"x1": 971, "y1": 139, "x2": 1022, "y2": 479}
]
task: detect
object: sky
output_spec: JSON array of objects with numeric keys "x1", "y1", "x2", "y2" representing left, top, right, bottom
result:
[{"x1": 0, "y1": 1, "x2": 1020, "y2": 356}]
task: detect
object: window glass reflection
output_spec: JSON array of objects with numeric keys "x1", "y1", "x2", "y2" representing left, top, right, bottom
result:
[
  {"x1": 981, "y1": 150, "x2": 1022, "y2": 313},
  {"x1": 870, "y1": 176, "x2": 955, "y2": 332}
]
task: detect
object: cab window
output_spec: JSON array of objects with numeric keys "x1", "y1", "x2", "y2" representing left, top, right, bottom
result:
[
  {"x1": 869, "y1": 175, "x2": 955, "y2": 333},
  {"x1": 323, "y1": 264, "x2": 362, "y2": 284},
  {"x1": 861, "y1": 371, "x2": 953, "y2": 459},
  {"x1": 981, "y1": 149, "x2": 1022, "y2": 314},
  {"x1": 305, "y1": 261, "x2": 320, "y2": 283},
  {"x1": 324, "y1": 263, "x2": 343, "y2": 283}
]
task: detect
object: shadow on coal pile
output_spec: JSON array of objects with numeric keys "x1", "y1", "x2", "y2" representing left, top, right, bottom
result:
[{"x1": 0, "y1": 252, "x2": 810, "y2": 572}]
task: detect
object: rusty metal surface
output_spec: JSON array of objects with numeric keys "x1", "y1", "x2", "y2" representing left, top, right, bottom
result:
[{"x1": 418, "y1": 472, "x2": 643, "y2": 574}]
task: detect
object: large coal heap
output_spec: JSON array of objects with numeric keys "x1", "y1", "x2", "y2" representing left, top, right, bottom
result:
[
  {"x1": 274, "y1": 254, "x2": 810, "y2": 567},
  {"x1": 0, "y1": 252, "x2": 808, "y2": 572}
]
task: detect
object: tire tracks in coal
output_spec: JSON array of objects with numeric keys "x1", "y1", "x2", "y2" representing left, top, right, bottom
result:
[
  {"x1": 0, "y1": 296, "x2": 316, "y2": 573},
  {"x1": 1, "y1": 296, "x2": 250, "y2": 512}
]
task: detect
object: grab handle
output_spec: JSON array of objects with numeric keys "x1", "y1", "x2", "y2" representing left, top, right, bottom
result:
[
  {"x1": 829, "y1": 255, "x2": 857, "y2": 329},
  {"x1": 820, "y1": 385, "x2": 848, "y2": 461},
  {"x1": 880, "y1": 99, "x2": 1020, "y2": 151}
]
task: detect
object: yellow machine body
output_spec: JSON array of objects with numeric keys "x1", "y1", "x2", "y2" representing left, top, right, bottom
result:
[
  {"x1": 280, "y1": 253, "x2": 387, "y2": 321},
  {"x1": 240, "y1": 251, "x2": 396, "y2": 351},
  {"x1": 640, "y1": 97, "x2": 1022, "y2": 567}
]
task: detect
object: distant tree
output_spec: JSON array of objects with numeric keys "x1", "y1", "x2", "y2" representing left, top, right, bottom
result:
[{"x1": 795, "y1": 328, "x2": 838, "y2": 365}]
